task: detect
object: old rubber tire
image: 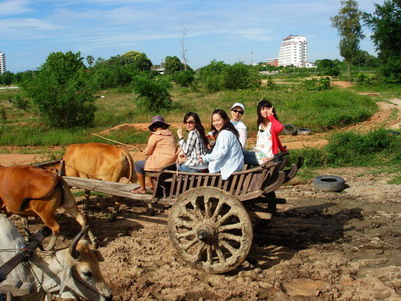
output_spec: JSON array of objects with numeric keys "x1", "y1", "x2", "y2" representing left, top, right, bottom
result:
[
  {"x1": 313, "y1": 175, "x2": 345, "y2": 192},
  {"x1": 168, "y1": 187, "x2": 253, "y2": 274},
  {"x1": 282, "y1": 124, "x2": 297, "y2": 135},
  {"x1": 297, "y1": 128, "x2": 311, "y2": 135}
]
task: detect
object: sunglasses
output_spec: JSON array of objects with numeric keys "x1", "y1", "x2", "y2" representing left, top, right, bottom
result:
[
  {"x1": 184, "y1": 121, "x2": 195, "y2": 124},
  {"x1": 232, "y1": 109, "x2": 244, "y2": 114}
]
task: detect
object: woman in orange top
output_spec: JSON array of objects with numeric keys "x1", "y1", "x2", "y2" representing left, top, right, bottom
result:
[{"x1": 131, "y1": 116, "x2": 177, "y2": 194}]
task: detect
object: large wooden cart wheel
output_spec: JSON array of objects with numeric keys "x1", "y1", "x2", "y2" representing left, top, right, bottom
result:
[{"x1": 168, "y1": 187, "x2": 253, "y2": 274}]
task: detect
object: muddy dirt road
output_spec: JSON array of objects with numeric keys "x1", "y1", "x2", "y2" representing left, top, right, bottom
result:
[
  {"x1": 6, "y1": 165, "x2": 400, "y2": 301},
  {"x1": 2, "y1": 96, "x2": 401, "y2": 300}
]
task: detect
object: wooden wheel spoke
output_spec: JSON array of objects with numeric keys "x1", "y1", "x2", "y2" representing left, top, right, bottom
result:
[
  {"x1": 220, "y1": 240, "x2": 238, "y2": 255},
  {"x1": 211, "y1": 199, "x2": 225, "y2": 221},
  {"x1": 182, "y1": 237, "x2": 200, "y2": 251},
  {"x1": 219, "y1": 223, "x2": 241, "y2": 232},
  {"x1": 206, "y1": 245, "x2": 213, "y2": 264},
  {"x1": 193, "y1": 242, "x2": 206, "y2": 261},
  {"x1": 176, "y1": 230, "x2": 196, "y2": 239},
  {"x1": 219, "y1": 232, "x2": 242, "y2": 243},
  {"x1": 179, "y1": 206, "x2": 199, "y2": 222},
  {"x1": 214, "y1": 244, "x2": 226, "y2": 263},
  {"x1": 204, "y1": 196, "x2": 212, "y2": 219},
  {"x1": 215, "y1": 209, "x2": 234, "y2": 227},
  {"x1": 174, "y1": 219, "x2": 194, "y2": 229}
]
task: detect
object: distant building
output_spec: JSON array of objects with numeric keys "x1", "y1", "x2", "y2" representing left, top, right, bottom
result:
[
  {"x1": 0, "y1": 52, "x2": 5, "y2": 74},
  {"x1": 265, "y1": 58, "x2": 278, "y2": 67},
  {"x1": 277, "y1": 35, "x2": 308, "y2": 67}
]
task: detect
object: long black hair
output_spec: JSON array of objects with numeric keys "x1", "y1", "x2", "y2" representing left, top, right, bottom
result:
[
  {"x1": 183, "y1": 112, "x2": 209, "y2": 147},
  {"x1": 210, "y1": 109, "x2": 239, "y2": 138},
  {"x1": 257, "y1": 98, "x2": 279, "y2": 127}
]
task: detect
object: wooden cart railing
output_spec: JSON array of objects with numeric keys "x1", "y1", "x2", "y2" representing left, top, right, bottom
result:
[{"x1": 35, "y1": 153, "x2": 303, "y2": 207}]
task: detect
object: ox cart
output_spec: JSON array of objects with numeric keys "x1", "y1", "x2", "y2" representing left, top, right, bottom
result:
[{"x1": 38, "y1": 153, "x2": 303, "y2": 274}]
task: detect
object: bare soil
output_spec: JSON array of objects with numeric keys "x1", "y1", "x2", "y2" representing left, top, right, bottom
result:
[{"x1": 2, "y1": 95, "x2": 401, "y2": 300}]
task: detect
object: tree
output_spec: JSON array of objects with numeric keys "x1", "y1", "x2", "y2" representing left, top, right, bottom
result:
[
  {"x1": 121, "y1": 51, "x2": 152, "y2": 71},
  {"x1": 180, "y1": 25, "x2": 189, "y2": 71},
  {"x1": 86, "y1": 55, "x2": 95, "y2": 67},
  {"x1": 20, "y1": 51, "x2": 97, "y2": 128},
  {"x1": 164, "y1": 56, "x2": 183, "y2": 74},
  {"x1": 364, "y1": 0, "x2": 401, "y2": 83},
  {"x1": 331, "y1": 0, "x2": 365, "y2": 76}
]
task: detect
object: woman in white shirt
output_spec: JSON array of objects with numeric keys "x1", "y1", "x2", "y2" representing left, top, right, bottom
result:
[
  {"x1": 230, "y1": 102, "x2": 247, "y2": 149},
  {"x1": 200, "y1": 109, "x2": 244, "y2": 180}
]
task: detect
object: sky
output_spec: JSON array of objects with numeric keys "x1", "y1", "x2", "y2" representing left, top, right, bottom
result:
[{"x1": 0, "y1": 0, "x2": 385, "y2": 73}]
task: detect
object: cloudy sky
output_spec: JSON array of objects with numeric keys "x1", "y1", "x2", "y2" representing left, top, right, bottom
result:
[{"x1": 0, "y1": 0, "x2": 384, "y2": 72}]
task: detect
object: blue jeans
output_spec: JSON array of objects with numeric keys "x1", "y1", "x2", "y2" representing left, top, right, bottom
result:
[
  {"x1": 134, "y1": 160, "x2": 146, "y2": 175},
  {"x1": 243, "y1": 150, "x2": 260, "y2": 166},
  {"x1": 178, "y1": 163, "x2": 203, "y2": 173}
]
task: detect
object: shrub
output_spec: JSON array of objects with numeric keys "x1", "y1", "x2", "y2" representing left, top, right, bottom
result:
[
  {"x1": 301, "y1": 77, "x2": 330, "y2": 91},
  {"x1": 19, "y1": 51, "x2": 97, "y2": 128},
  {"x1": 172, "y1": 70, "x2": 195, "y2": 87},
  {"x1": 131, "y1": 73, "x2": 172, "y2": 111},
  {"x1": 326, "y1": 129, "x2": 401, "y2": 166},
  {"x1": 11, "y1": 96, "x2": 30, "y2": 111}
]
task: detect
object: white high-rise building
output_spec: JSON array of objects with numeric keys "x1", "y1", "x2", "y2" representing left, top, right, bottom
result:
[
  {"x1": 277, "y1": 35, "x2": 308, "y2": 67},
  {"x1": 0, "y1": 52, "x2": 5, "y2": 74}
]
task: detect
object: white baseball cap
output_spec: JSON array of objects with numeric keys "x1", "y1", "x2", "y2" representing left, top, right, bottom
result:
[{"x1": 231, "y1": 102, "x2": 245, "y2": 112}]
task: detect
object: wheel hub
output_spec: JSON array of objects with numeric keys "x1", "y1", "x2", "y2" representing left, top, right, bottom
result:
[{"x1": 196, "y1": 225, "x2": 215, "y2": 243}]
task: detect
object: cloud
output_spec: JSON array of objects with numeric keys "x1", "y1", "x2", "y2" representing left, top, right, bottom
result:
[{"x1": 0, "y1": 0, "x2": 31, "y2": 16}]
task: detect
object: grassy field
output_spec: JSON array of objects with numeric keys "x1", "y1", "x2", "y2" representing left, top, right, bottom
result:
[
  {"x1": 0, "y1": 85, "x2": 378, "y2": 147},
  {"x1": 1, "y1": 82, "x2": 400, "y2": 184}
]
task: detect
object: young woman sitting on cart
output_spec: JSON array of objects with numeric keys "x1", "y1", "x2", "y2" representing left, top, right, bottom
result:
[
  {"x1": 243, "y1": 98, "x2": 286, "y2": 166},
  {"x1": 131, "y1": 116, "x2": 177, "y2": 194},
  {"x1": 176, "y1": 112, "x2": 209, "y2": 173},
  {"x1": 199, "y1": 109, "x2": 244, "y2": 180}
]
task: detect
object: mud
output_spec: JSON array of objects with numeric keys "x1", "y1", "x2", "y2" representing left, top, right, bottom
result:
[{"x1": 6, "y1": 165, "x2": 399, "y2": 301}]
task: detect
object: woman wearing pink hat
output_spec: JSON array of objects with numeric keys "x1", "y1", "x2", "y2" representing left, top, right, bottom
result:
[{"x1": 131, "y1": 116, "x2": 177, "y2": 194}]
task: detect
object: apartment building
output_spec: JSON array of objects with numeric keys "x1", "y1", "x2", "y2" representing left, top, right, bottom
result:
[
  {"x1": 0, "y1": 52, "x2": 5, "y2": 74},
  {"x1": 277, "y1": 35, "x2": 308, "y2": 67}
]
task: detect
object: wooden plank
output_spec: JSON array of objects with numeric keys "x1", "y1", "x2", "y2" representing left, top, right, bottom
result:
[
  {"x1": 63, "y1": 177, "x2": 154, "y2": 202},
  {"x1": 229, "y1": 174, "x2": 239, "y2": 194},
  {"x1": 217, "y1": 176, "x2": 223, "y2": 189},
  {"x1": 210, "y1": 175, "x2": 217, "y2": 187},
  {"x1": 182, "y1": 174, "x2": 189, "y2": 193},
  {"x1": 189, "y1": 175, "x2": 195, "y2": 189},
  {"x1": 235, "y1": 173, "x2": 246, "y2": 196},
  {"x1": 203, "y1": 175, "x2": 210, "y2": 187},
  {"x1": 176, "y1": 175, "x2": 182, "y2": 196},
  {"x1": 169, "y1": 173, "x2": 177, "y2": 198},
  {"x1": 242, "y1": 173, "x2": 253, "y2": 194},
  {"x1": 222, "y1": 179, "x2": 229, "y2": 191}
]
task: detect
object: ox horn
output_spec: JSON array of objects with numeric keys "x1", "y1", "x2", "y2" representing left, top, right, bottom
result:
[{"x1": 69, "y1": 226, "x2": 90, "y2": 259}]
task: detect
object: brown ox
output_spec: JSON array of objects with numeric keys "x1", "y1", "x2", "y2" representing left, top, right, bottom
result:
[
  {"x1": 56, "y1": 142, "x2": 136, "y2": 208},
  {"x1": 62, "y1": 142, "x2": 135, "y2": 182},
  {"x1": 0, "y1": 165, "x2": 95, "y2": 250}
]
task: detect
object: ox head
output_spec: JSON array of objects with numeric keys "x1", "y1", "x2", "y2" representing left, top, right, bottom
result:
[{"x1": 58, "y1": 226, "x2": 112, "y2": 301}]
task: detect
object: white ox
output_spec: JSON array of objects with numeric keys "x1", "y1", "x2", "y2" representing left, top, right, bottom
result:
[{"x1": 0, "y1": 215, "x2": 112, "y2": 301}]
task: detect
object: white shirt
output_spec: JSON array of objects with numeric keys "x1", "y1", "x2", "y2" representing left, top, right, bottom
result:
[
  {"x1": 202, "y1": 129, "x2": 244, "y2": 180},
  {"x1": 231, "y1": 120, "x2": 247, "y2": 149}
]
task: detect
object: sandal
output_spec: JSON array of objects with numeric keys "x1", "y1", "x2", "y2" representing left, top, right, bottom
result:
[{"x1": 130, "y1": 187, "x2": 146, "y2": 194}]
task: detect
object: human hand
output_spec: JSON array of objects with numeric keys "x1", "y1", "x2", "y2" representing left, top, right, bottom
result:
[
  {"x1": 267, "y1": 107, "x2": 274, "y2": 116},
  {"x1": 177, "y1": 126, "x2": 183, "y2": 139}
]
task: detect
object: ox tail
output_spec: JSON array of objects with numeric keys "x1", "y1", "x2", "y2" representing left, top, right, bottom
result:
[
  {"x1": 18, "y1": 176, "x2": 62, "y2": 212},
  {"x1": 123, "y1": 150, "x2": 135, "y2": 184}
]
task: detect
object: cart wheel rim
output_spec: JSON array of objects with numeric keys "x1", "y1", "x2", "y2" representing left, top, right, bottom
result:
[{"x1": 168, "y1": 187, "x2": 253, "y2": 274}]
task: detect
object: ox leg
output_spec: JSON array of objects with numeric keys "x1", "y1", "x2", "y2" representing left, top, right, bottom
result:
[
  {"x1": 36, "y1": 214, "x2": 60, "y2": 250},
  {"x1": 84, "y1": 189, "x2": 91, "y2": 210}
]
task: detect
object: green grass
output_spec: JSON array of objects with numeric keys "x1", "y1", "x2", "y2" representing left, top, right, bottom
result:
[{"x1": 0, "y1": 84, "x2": 382, "y2": 147}]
